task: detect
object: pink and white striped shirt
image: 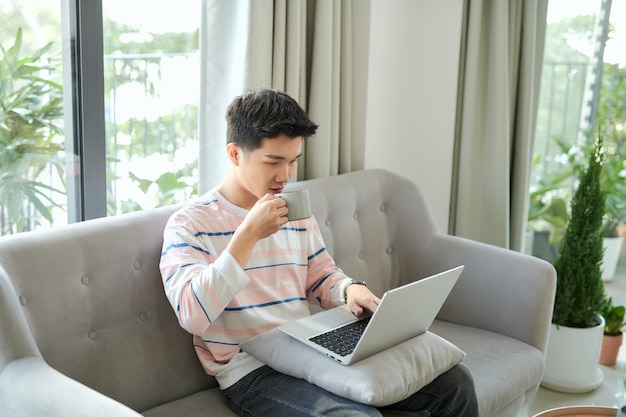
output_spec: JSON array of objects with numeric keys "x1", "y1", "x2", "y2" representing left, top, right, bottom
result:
[{"x1": 159, "y1": 189, "x2": 351, "y2": 389}]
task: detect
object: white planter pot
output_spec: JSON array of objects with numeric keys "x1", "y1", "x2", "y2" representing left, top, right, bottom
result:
[
  {"x1": 602, "y1": 236, "x2": 624, "y2": 281},
  {"x1": 541, "y1": 316, "x2": 605, "y2": 393}
]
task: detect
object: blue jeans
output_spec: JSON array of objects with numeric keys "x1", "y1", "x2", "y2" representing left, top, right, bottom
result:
[{"x1": 223, "y1": 363, "x2": 479, "y2": 417}]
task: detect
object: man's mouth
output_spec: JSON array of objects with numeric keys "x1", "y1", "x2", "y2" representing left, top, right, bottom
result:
[{"x1": 270, "y1": 187, "x2": 283, "y2": 194}]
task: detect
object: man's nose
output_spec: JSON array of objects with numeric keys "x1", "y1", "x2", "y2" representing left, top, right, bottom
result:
[{"x1": 277, "y1": 164, "x2": 292, "y2": 183}]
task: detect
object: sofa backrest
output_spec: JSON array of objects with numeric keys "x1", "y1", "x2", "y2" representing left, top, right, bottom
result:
[
  {"x1": 0, "y1": 204, "x2": 215, "y2": 412},
  {"x1": 0, "y1": 168, "x2": 439, "y2": 411},
  {"x1": 286, "y1": 169, "x2": 440, "y2": 297}
]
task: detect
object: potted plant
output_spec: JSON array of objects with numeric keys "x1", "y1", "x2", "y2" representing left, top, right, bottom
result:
[
  {"x1": 542, "y1": 136, "x2": 607, "y2": 393},
  {"x1": 599, "y1": 297, "x2": 626, "y2": 366}
]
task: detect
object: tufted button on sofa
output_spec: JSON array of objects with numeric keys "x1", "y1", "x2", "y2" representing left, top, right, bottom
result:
[{"x1": 0, "y1": 169, "x2": 556, "y2": 417}]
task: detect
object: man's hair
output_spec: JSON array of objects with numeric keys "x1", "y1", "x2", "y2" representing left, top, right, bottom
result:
[{"x1": 225, "y1": 88, "x2": 318, "y2": 150}]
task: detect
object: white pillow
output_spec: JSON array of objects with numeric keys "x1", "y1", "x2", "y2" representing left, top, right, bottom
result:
[{"x1": 240, "y1": 327, "x2": 465, "y2": 407}]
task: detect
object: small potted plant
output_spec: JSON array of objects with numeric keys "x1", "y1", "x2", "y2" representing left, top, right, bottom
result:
[{"x1": 600, "y1": 297, "x2": 626, "y2": 366}]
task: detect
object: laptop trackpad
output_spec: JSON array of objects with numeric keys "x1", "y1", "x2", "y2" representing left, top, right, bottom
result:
[{"x1": 311, "y1": 310, "x2": 355, "y2": 328}]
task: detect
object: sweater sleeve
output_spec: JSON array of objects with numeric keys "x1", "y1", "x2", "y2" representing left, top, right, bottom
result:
[
  {"x1": 159, "y1": 212, "x2": 250, "y2": 336},
  {"x1": 304, "y1": 217, "x2": 352, "y2": 309}
]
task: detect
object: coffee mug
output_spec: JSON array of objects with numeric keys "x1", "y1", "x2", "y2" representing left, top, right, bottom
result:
[{"x1": 277, "y1": 189, "x2": 312, "y2": 221}]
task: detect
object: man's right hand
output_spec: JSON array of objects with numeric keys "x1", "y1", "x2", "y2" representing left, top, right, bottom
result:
[
  {"x1": 240, "y1": 194, "x2": 289, "y2": 240},
  {"x1": 225, "y1": 194, "x2": 289, "y2": 268}
]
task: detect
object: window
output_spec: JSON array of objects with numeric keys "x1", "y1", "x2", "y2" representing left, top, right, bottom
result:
[
  {"x1": 0, "y1": 0, "x2": 200, "y2": 236},
  {"x1": 103, "y1": 0, "x2": 200, "y2": 216},
  {"x1": 528, "y1": 0, "x2": 625, "y2": 259}
]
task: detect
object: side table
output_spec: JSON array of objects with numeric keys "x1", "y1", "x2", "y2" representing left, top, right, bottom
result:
[{"x1": 533, "y1": 406, "x2": 618, "y2": 416}]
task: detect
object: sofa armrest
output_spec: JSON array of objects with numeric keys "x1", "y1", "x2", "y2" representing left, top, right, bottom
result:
[
  {"x1": 420, "y1": 233, "x2": 556, "y2": 353},
  {"x1": 0, "y1": 357, "x2": 141, "y2": 417}
]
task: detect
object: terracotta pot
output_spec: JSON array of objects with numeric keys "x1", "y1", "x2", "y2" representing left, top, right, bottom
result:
[{"x1": 600, "y1": 332, "x2": 623, "y2": 366}]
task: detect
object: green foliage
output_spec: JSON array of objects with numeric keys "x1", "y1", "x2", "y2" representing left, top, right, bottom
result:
[
  {"x1": 106, "y1": 109, "x2": 198, "y2": 160},
  {"x1": 102, "y1": 19, "x2": 199, "y2": 105},
  {"x1": 0, "y1": 28, "x2": 64, "y2": 234},
  {"x1": 128, "y1": 168, "x2": 195, "y2": 207},
  {"x1": 535, "y1": 15, "x2": 597, "y2": 153},
  {"x1": 601, "y1": 297, "x2": 626, "y2": 336},
  {"x1": 0, "y1": 6, "x2": 204, "y2": 235},
  {"x1": 528, "y1": 138, "x2": 584, "y2": 246},
  {"x1": 552, "y1": 137, "x2": 606, "y2": 328},
  {"x1": 527, "y1": 159, "x2": 570, "y2": 246},
  {"x1": 598, "y1": 63, "x2": 626, "y2": 237},
  {"x1": 532, "y1": 16, "x2": 626, "y2": 243},
  {"x1": 101, "y1": 19, "x2": 200, "y2": 216},
  {"x1": 602, "y1": 139, "x2": 626, "y2": 237},
  {"x1": 110, "y1": 160, "x2": 197, "y2": 215}
]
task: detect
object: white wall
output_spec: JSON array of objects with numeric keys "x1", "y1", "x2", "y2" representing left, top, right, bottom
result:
[{"x1": 364, "y1": 0, "x2": 464, "y2": 232}]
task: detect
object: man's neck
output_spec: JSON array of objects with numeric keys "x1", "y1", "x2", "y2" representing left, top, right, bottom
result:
[{"x1": 217, "y1": 172, "x2": 257, "y2": 210}]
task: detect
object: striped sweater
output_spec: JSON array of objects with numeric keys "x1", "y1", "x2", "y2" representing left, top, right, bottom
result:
[{"x1": 159, "y1": 189, "x2": 351, "y2": 389}]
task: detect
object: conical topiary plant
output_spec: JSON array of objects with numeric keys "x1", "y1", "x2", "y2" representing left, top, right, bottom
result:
[{"x1": 551, "y1": 136, "x2": 606, "y2": 328}]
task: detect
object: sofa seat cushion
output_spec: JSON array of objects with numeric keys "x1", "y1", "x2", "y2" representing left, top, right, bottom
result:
[
  {"x1": 430, "y1": 320, "x2": 544, "y2": 417},
  {"x1": 142, "y1": 388, "x2": 236, "y2": 417}
]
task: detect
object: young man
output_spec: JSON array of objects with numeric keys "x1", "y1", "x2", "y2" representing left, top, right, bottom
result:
[{"x1": 159, "y1": 88, "x2": 479, "y2": 416}]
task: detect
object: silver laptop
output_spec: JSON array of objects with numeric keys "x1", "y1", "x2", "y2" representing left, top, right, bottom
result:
[{"x1": 279, "y1": 265, "x2": 464, "y2": 365}]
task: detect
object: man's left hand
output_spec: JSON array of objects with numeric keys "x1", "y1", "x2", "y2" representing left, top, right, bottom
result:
[{"x1": 346, "y1": 285, "x2": 380, "y2": 316}]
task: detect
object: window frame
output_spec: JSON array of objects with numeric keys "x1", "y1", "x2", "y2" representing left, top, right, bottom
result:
[{"x1": 62, "y1": 0, "x2": 107, "y2": 222}]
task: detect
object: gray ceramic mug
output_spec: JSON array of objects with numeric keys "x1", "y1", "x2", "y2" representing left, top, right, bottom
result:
[{"x1": 277, "y1": 189, "x2": 312, "y2": 221}]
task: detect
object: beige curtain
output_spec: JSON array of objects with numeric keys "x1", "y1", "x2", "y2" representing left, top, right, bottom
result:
[
  {"x1": 198, "y1": 0, "x2": 364, "y2": 192},
  {"x1": 450, "y1": 0, "x2": 548, "y2": 251},
  {"x1": 305, "y1": 0, "x2": 366, "y2": 179}
]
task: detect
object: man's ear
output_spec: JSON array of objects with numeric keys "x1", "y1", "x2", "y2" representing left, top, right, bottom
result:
[{"x1": 226, "y1": 143, "x2": 241, "y2": 166}]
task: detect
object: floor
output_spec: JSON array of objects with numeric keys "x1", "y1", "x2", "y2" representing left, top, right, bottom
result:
[{"x1": 518, "y1": 242, "x2": 626, "y2": 416}]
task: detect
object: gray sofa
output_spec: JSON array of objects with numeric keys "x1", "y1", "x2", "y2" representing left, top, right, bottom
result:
[{"x1": 0, "y1": 169, "x2": 556, "y2": 417}]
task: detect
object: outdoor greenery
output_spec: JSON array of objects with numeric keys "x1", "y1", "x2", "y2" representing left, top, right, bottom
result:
[
  {"x1": 527, "y1": 139, "x2": 576, "y2": 246},
  {"x1": 534, "y1": 15, "x2": 596, "y2": 156},
  {"x1": 0, "y1": 7, "x2": 200, "y2": 234},
  {"x1": 0, "y1": 28, "x2": 64, "y2": 234},
  {"x1": 102, "y1": 19, "x2": 199, "y2": 161},
  {"x1": 529, "y1": 12, "x2": 626, "y2": 252},
  {"x1": 552, "y1": 137, "x2": 607, "y2": 328},
  {"x1": 597, "y1": 63, "x2": 626, "y2": 237},
  {"x1": 103, "y1": 19, "x2": 199, "y2": 215}
]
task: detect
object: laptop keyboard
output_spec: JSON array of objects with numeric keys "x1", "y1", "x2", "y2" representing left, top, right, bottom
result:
[{"x1": 309, "y1": 317, "x2": 371, "y2": 357}]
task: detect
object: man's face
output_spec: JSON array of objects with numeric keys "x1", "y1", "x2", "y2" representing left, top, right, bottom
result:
[{"x1": 235, "y1": 135, "x2": 303, "y2": 204}]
